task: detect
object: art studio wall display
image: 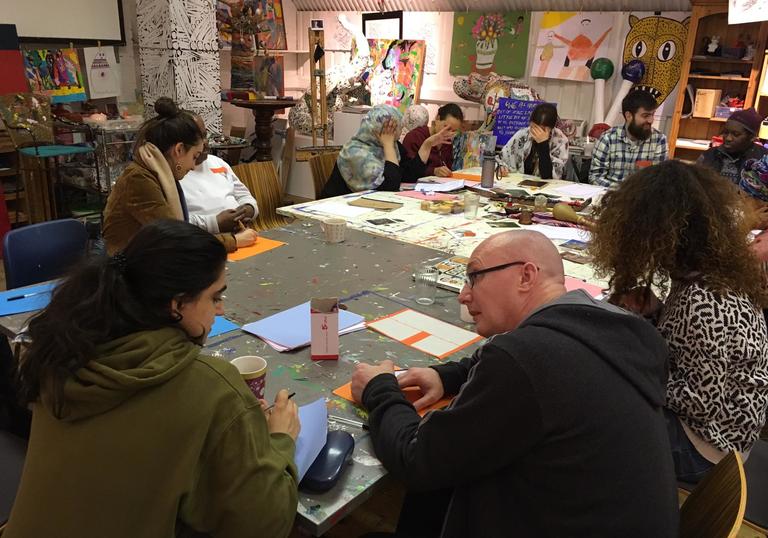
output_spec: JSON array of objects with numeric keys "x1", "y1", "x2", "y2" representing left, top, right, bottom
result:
[
  {"x1": 365, "y1": 39, "x2": 426, "y2": 113},
  {"x1": 532, "y1": 12, "x2": 616, "y2": 82},
  {"x1": 450, "y1": 11, "x2": 530, "y2": 78},
  {"x1": 235, "y1": 54, "x2": 285, "y2": 95},
  {"x1": 216, "y1": 0, "x2": 287, "y2": 50},
  {"x1": 403, "y1": 12, "x2": 439, "y2": 75},
  {"x1": 621, "y1": 13, "x2": 690, "y2": 106},
  {"x1": 22, "y1": 48, "x2": 86, "y2": 103},
  {"x1": 83, "y1": 47, "x2": 121, "y2": 99},
  {"x1": 362, "y1": 10, "x2": 403, "y2": 40},
  {"x1": 137, "y1": 0, "x2": 222, "y2": 135},
  {"x1": 729, "y1": 0, "x2": 768, "y2": 25}
]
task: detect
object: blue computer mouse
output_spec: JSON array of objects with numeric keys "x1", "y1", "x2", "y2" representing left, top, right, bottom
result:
[{"x1": 299, "y1": 430, "x2": 355, "y2": 493}]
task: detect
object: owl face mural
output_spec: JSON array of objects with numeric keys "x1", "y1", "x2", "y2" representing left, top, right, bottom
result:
[{"x1": 622, "y1": 14, "x2": 690, "y2": 105}]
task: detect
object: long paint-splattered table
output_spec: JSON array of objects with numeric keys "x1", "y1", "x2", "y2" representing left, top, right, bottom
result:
[
  {"x1": 276, "y1": 172, "x2": 608, "y2": 288},
  {"x1": 0, "y1": 222, "x2": 481, "y2": 536}
]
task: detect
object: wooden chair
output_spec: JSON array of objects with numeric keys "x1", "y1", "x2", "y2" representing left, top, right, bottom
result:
[
  {"x1": 309, "y1": 151, "x2": 339, "y2": 199},
  {"x1": 231, "y1": 161, "x2": 291, "y2": 231},
  {"x1": 679, "y1": 451, "x2": 747, "y2": 538},
  {"x1": 226, "y1": 125, "x2": 247, "y2": 165},
  {"x1": 743, "y1": 440, "x2": 768, "y2": 534}
]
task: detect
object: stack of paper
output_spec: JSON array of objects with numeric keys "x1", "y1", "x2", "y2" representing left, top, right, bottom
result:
[
  {"x1": 414, "y1": 180, "x2": 465, "y2": 193},
  {"x1": 242, "y1": 302, "x2": 365, "y2": 352}
]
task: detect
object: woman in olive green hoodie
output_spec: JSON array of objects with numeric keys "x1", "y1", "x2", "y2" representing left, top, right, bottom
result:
[{"x1": 4, "y1": 220, "x2": 300, "y2": 538}]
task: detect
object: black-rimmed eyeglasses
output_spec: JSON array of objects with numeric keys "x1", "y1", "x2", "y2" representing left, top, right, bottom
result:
[{"x1": 464, "y1": 261, "x2": 529, "y2": 289}]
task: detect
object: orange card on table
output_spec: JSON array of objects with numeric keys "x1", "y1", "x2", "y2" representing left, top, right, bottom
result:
[
  {"x1": 450, "y1": 172, "x2": 481, "y2": 181},
  {"x1": 332, "y1": 372, "x2": 453, "y2": 417},
  {"x1": 227, "y1": 237, "x2": 286, "y2": 261}
]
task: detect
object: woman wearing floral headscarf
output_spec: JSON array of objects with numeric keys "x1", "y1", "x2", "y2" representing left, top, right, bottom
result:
[
  {"x1": 742, "y1": 154, "x2": 768, "y2": 262},
  {"x1": 319, "y1": 105, "x2": 453, "y2": 199}
]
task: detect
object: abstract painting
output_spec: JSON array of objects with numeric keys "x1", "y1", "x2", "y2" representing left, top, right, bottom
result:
[
  {"x1": 216, "y1": 0, "x2": 287, "y2": 51},
  {"x1": 450, "y1": 12, "x2": 530, "y2": 78},
  {"x1": 83, "y1": 47, "x2": 121, "y2": 99},
  {"x1": 23, "y1": 48, "x2": 86, "y2": 103},
  {"x1": 365, "y1": 39, "x2": 425, "y2": 113},
  {"x1": 253, "y1": 55, "x2": 284, "y2": 96},
  {"x1": 531, "y1": 12, "x2": 616, "y2": 82}
]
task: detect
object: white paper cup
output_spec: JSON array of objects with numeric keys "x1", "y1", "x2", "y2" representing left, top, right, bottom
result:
[
  {"x1": 231, "y1": 356, "x2": 268, "y2": 399},
  {"x1": 460, "y1": 303, "x2": 475, "y2": 323},
  {"x1": 321, "y1": 218, "x2": 347, "y2": 243}
]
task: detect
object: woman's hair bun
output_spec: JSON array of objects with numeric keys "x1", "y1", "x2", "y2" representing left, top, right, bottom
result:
[{"x1": 154, "y1": 97, "x2": 179, "y2": 119}]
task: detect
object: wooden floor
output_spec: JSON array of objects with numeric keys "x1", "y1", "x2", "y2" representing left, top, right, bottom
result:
[{"x1": 290, "y1": 476, "x2": 404, "y2": 538}]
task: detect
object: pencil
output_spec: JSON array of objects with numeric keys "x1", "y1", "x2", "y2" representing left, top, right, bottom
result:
[{"x1": 265, "y1": 391, "x2": 296, "y2": 412}]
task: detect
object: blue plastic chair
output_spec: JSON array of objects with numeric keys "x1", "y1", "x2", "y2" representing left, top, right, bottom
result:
[{"x1": 2, "y1": 219, "x2": 88, "y2": 290}]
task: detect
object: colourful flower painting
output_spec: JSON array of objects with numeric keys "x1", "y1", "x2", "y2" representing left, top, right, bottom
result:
[
  {"x1": 365, "y1": 39, "x2": 426, "y2": 113},
  {"x1": 23, "y1": 48, "x2": 86, "y2": 103},
  {"x1": 450, "y1": 11, "x2": 530, "y2": 78}
]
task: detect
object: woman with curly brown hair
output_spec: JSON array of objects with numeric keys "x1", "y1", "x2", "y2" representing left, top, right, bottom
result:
[{"x1": 589, "y1": 160, "x2": 768, "y2": 483}]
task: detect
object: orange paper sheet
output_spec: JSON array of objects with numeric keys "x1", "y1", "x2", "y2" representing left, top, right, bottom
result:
[
  {"x1": 227, "y1": 237, "x2": 286, "y2": 261},
  {"x1": 449, "y1": 172, "x2": 481, "y2": 182},
  {"x1": 333, "y1": 376, "x2": 453, "y2": 417}
]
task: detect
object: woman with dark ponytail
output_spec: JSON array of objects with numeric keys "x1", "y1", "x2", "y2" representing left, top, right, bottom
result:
[
  {"x1": 103, "y1": 98, "x2": 248, "y2": 255},
  {"x1": 4, "y1": 220, "x2": 300, "y2": 538}
]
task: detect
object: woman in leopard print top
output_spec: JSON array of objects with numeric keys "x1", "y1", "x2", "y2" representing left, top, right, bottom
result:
[{"x1": 589, "y1": 160, "x2": 768, "y2": 483}]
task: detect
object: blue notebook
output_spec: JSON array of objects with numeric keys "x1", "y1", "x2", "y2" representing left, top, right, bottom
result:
[
  {"x1": 0, "y1": 283, "x2": 57, "y2": 316},
  {"x1": 242, "y1": 301, "x2": 365, "y2": 350}
]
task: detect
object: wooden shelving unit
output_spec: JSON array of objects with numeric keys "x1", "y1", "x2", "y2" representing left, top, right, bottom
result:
[
  {"x1": 0, "y1": 124, "x2": 28, "y2": 226},
  {"x1": 668, "y1": 0, "x2": 768, "y2": 160}
]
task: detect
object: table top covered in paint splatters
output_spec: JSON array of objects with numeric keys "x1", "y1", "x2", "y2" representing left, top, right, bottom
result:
[{"x1": 0, "y1": 221, "x2": 482, "y2": 536}]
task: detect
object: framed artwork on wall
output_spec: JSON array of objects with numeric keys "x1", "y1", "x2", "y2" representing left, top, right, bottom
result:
[{"x1": 362, "y1": 11, "x2": 403, "y2": 40}]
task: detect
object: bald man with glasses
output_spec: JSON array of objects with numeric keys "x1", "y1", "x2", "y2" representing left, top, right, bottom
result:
[{"x1": 351, "y1": 231, "x2": 678, "y2": 538}]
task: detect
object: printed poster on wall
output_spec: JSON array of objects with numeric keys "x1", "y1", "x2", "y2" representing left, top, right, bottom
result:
[
  {"x1": 83, "y1": 47, "x2": 121, "y2": 99},
  {"x1": 216, "y1": 0, "x2": 287, "y2": 50},
  {"x1": 531, "y1": 12, "x2": 616, "y2": 82},
  {"x1": 23, "y1": 48, "x2": 87, "y2": 103},
  {"x1": 450, "y1": 11, "x2": 530, "y2": 78}
]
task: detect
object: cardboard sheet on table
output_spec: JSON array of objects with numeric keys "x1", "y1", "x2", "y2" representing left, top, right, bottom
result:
[
  {"x1": 295, "y1": 398, "x2": 328, "y2": 481},
  {"x1": 396, "y1": 191, "x2": 458, "y2": 202},
  {"x1": 0, "y1": 282, "x2": 56, "y2": 316},
  {"x1": 242, "y1": 301, "x2": 365, "y2": 351},
  {"x1": 564, "y1": 276, "x2": 604, "y2": 299},
  {"x1": 348, "y1": 198, "x2": 403, "y2": 210},
  {"x1": 367, "y1": 308, "x2": 482, "y2": 360},
  {"x1": 333, "y1": 376, "x2": 453, "y2": 417},
  {"x1": 227, "y1": 237, "x2": 286, "y2": 261},
  {"x1": 208, "y1": 316, "x2": 240, "y2": 338}
]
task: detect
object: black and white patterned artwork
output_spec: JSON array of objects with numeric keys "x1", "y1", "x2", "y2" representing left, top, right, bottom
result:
[{"x1": 137, "y1": 0, "x2": 223, "y2": 134}]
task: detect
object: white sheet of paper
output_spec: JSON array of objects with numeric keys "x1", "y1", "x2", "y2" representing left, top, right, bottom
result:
[
  {"x1": 307, "y1": 201, "x2": 374, "y2": 218},
  {"x1": 526, "y1": 224, "x2": 591, "y2": 242},
  {"x1": 553, "y1": 183, "x2": 605, "y2": 199},
  {"x1": 368, "y1": 309, "x2": 480, "y2": 359},
  {"x1": 415, "y1": 180, "x2": 465, "y2": 193},
  {"x1": 295, "y1": 398, "x2": 328, "y2": 481}
]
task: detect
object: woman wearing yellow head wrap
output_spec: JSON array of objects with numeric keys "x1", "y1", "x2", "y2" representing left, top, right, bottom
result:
[{"x1": 320, "y1": 105, "x2": 454, "y2": 198}]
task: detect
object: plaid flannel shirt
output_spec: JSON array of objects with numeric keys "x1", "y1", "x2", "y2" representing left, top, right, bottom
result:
[{"x1": 588, "y1": 126, "x2": 668, "y2": 188}]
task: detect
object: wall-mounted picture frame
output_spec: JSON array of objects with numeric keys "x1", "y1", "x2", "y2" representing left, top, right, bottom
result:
[{"x1": 362, "y1": 10, "x2": 403, "y2": 40}]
